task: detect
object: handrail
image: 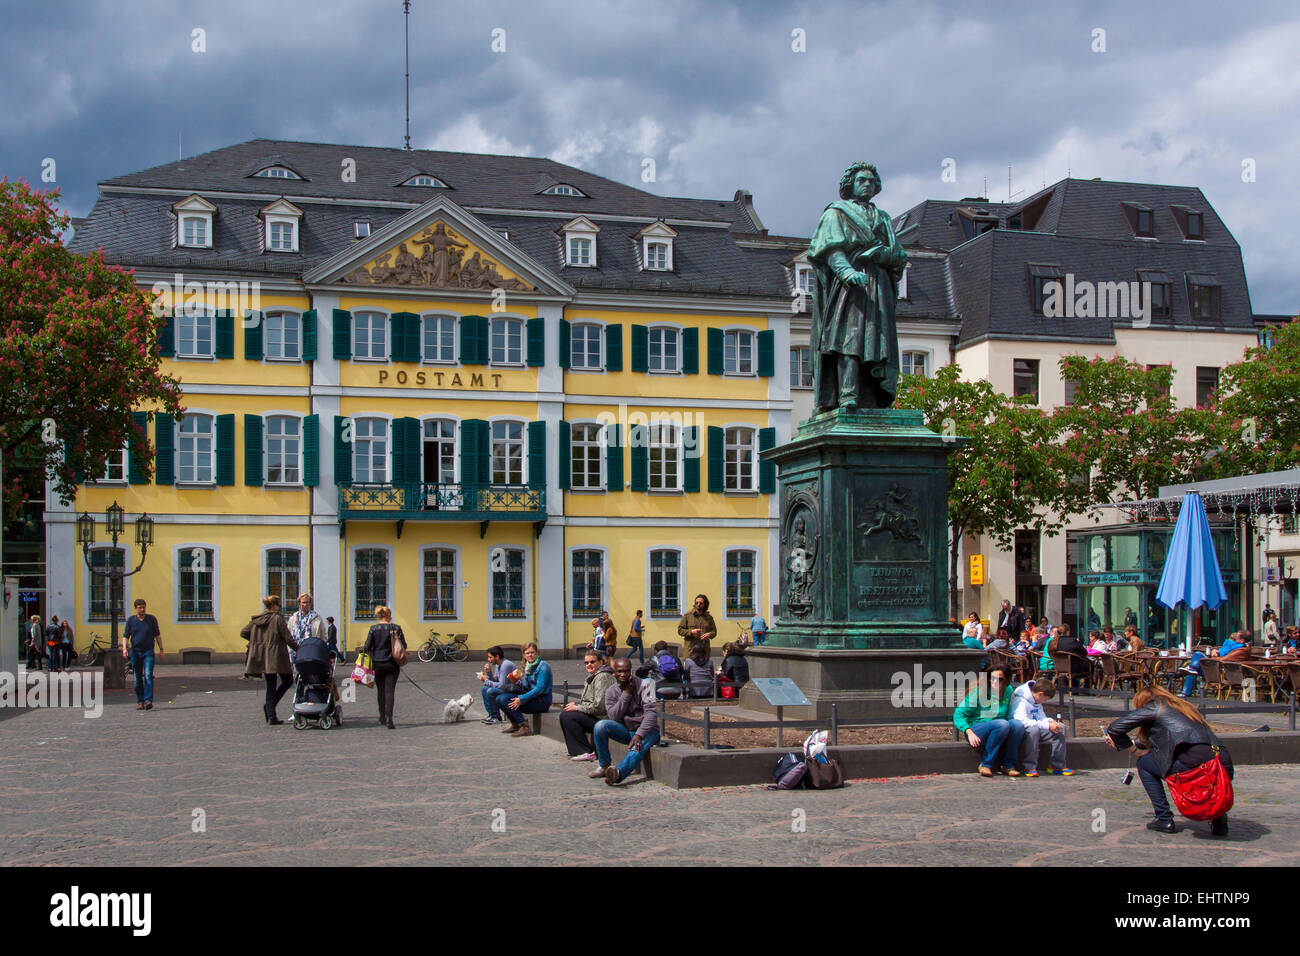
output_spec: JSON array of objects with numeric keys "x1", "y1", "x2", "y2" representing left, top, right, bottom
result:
[{"x1": 338, "y1": 481, "x2": 544, "y2": 519}]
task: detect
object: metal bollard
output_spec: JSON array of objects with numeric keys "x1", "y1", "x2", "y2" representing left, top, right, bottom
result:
[
  {"x1": 562, "y1": 680, "x2": 569, "y2": 702},
  {"x1": 830, "y1": 703, "x2": 838, "y2": 747},
  {"x1": 1068, "y1": 695, "x2": 1077, "y2": 738},
  {"x1": 1291, "y1": 693, "x2": 1296, "y2": 732},
  {"x1": 703, "y1": 707, "x2": 711, "y2": 750},
  {"x1": 712, "y1": 672, "x2": 718, "y2": 700}
]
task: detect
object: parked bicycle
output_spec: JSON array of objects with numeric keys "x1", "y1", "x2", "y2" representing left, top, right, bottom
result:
[
  {"x1": 417, "y1": 630, "x2": 470, "y2": 663},
  {"x1": 79, "y1": 633, "x2": 111, "y2": 667}
]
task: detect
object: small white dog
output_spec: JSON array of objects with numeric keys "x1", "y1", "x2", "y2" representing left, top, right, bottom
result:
[{"x1": 441, "y1": 693, "x2": 474, "y2": 723}]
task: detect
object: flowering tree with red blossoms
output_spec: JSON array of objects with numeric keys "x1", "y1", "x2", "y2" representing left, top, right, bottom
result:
[{"x1": 0, "y1": 179, "x2": 182, "y2": 518}]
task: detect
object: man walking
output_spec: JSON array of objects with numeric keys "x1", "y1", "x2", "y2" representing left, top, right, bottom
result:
[
  {"x1": 123, "y1": 598, "x2": 163, "y2": 710},
  {"x1": 624, "y1": 609, "x2": 645, "y2": 662},
  {"x1": 591, "y1": 658, "x2": 661, "y2": 786}
]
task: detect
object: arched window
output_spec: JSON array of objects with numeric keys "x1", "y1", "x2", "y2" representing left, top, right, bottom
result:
[
  {"x1": 422, "y1": 547, "x2": 458, "y2": 619},
  {"x1": 649, "y1": 548, "x2": 683, "y2": 618},
  {"x1": 353, "y1": 548, "x2": 390, "y2": 620},
  {"x1": 177, "y1": 414, "x2": 215, "y2": 483},
  {"x1": 724, "y1": 426, "x2": 756, "y2": 492},
  {"x1": 490, "y1": 547, "x2": 526, "y2": 619},
  {"x1": 724, "y1": 549, "x2": 758, "y2": 617},
  {"x1": 352, "y1": 417, "x2": 389, "y2": 484},
  {"x1": 490, "y1": 317, "x2": 524, "y2": 366}
]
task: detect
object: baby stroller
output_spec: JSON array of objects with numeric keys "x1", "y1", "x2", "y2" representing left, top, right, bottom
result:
[{"x1": 292, "y1": 636, "x2": 342, "y2": 730}]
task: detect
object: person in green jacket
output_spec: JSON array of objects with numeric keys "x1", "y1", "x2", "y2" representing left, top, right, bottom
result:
[{"x1": 953, "y1": 664, "x2": 1025, "y2": 777}]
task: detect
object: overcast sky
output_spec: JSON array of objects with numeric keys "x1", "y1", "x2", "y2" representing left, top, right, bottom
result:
[{"x1": 2, "y1": 0, "x2": 1295, "y2": 312}]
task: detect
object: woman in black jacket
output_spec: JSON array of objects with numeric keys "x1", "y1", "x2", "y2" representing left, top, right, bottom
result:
[
  {"x1": 1105, "y1": 684, "x2": 1233, "y2": 836},
  {"x1": 361, "y1": 605, "x2": 407, "y2": 729},
  {"x1": 718, "y1": 642, "x2": 749, "y2": 695}
]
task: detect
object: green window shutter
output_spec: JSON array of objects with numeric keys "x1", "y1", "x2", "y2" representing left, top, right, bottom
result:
[
  {"x1": 707, "y1": 327, "x2": 724, "y2": 376},
  {"x1": 558, "y1": 319, "x2": 571, "y2": 370},
  {"x1": 215, "y1": 413, "x2": 235, "y2": 485},
  {"x1": 158, "y1": 311, "x2": 175, "y2": 358},
  {"x1": 460, "y1": 315, "x2": 488, "y2": 365},
  {"x1": 244, "y1": 414, "x2": 263, "y2": 486},
  {"x1": 683, "y1": 426, "x2": 700, "y2": 492},
  {"x1": 334, "y1": 415, "x2": 352, "y2": 484},
  {"x1": 392, "y1": 312, "x2": 419, "y2": 363},
  {"x1": 528, "y1": 420, "x2": 547, "y2": 488},
  {"x1": 244, "y1": 312, "x2": 263, "y2": 361},
  {"x1": 707, "y1": 425, "x2": 725, "y2": 493},
  {"x1": 461, "y1": 419, "x2": 487, "y2": 486},
  {"x1": 303, "y1": 414, "x2": 319, "y2": 487},
  {"x1": 630, "y1": 324, "x2": 648, "y2": 373},
  {"x1": 605, "y1": 324, "x2": 623, "y2": 371},
  {"x1": 557, "y1": 420, "x2": 571, "y2": 491},
  {"x1": 759, "y1": 427, "x2": 777, "y2": 494},
  {"x1": 757, "y1": 329, "x2": 775, "y2": 377},
  {"x1": 527, "y1": 317, "x2": 545, "y2": 367},
  {"x1": 682, "y1": 327, "x2": 699, "y2": 374},
  {"x1": 154, "y1": 414, "x2": 174, "y2": 485},
  {"x1": 129, "y1": 411, "x2": 151, "y2": 484},
  {"x1": 214, "y1": 311, "x2": 235, "y2": 359},
  {"x1": 605, "y1": 423, "x2": 623, "y2": 492},
  {"x1": 333, "y1": 309, "x2": 352, "y2": 360},
  {"x1": 393, "y1": 417, "x2": 420, "y2": 483},
  {"x1": 630, "y1": 433, "x2": 648, "y2": 492},
  {"x1": 302, "y1": 309, "x2": 317, "y2": 361}
]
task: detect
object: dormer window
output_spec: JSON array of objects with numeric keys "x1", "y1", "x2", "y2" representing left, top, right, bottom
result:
[
  {"x1": 260, "y1": 198, "x2": 303, "y2": 254},
  {"x1": 898, "y1": 263, "x2": 909, "y2": 300},
  {"x1": 1186, "y1": 211, "x2": 1204, "y2": 240},
  {"x1": 636, "y1": 220, "x2": 676, "y2": 272},
  {"x1": 544, "y1": 184, "x2": 585, "y2": 197},
  {"x1": 1135, "y1": 208, "x2": 1154, "y2": 237},
  {"x1": 562, "y1": 217, "x2": 600, "y2": 268},
  {"x1": 255, "y1": 165, "x2": 302, "y2": 180},
  {"x1": 354, "y1": 221, "x2": 371, "y2": 240},
  {"x1": 402, "y1": 174, "x2": 448, "y2": 188},
  {"x1": 172, "y1": 194, "x2": 216, "y2": 249},
  {"x1": 794, "y1": 263, "x2": 814, "y2": 295}
]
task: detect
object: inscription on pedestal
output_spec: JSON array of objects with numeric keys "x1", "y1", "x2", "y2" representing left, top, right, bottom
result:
[{"x1": 855, "y1": 566, "x2": 928, "y2": 609}]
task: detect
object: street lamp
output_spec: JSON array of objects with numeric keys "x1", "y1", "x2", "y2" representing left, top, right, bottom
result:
[{"x1": 78, "y1": 501, "x2": 153, "y2": 690}]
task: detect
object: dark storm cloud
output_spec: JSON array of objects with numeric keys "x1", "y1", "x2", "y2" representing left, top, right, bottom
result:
[{"x1": 1, "y1": 0, "x2": 1294, "y2": 311}]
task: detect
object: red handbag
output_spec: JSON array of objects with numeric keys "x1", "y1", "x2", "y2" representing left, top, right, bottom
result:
[{"x1": 1165, "y1": 748, "x2": 1234, "y2": 821}]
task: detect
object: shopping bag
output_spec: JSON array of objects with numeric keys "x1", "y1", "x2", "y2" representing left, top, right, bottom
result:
[{"x1": 351, "y1": 652, "x2": 375, "y2": 688}]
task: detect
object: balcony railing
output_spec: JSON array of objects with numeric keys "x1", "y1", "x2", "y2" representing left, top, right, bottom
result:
[{"x1": 338, "y1": 482, "x2": 545, "y2": 522}]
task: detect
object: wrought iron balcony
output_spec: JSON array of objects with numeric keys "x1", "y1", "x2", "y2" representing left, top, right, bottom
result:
[{"x1": 338, "y1": 482, "x2": 545, "y2": 526}]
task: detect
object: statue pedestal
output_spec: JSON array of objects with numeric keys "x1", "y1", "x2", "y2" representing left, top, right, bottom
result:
[{"x1": 751, "y1": 407, "x2": 968, "y2": 718}]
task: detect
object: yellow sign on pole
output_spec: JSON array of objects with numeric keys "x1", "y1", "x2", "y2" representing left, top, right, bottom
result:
[{"x1": 970, "y1": 554, "x2": 985, "y2": 586}]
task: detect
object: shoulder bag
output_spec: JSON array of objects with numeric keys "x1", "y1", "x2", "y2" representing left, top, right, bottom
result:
[
  {"x1": 390, "y1": 624, "x2": 408, "y2": 668},
  {"x1": 1165, "y1": 746, "x2": 1234, "y2": 821}
]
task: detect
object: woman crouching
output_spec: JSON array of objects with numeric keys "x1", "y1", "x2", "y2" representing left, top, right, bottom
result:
[{"x1": 953, "y1": 664, "x2": 1024, "y2": 777}]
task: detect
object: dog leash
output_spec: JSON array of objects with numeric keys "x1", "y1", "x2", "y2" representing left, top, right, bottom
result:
[{"x1": 400, "y1": 669, "x2": 450, "y2": 706}]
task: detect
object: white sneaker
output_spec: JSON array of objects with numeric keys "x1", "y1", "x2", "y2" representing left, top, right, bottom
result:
[{"x1": 571, "y1": 752, "x2": 597, "y2": 761}]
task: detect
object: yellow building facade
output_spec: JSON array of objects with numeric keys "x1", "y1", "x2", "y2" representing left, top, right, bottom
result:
[{"x1": 55, "y1": 141, "x2": 795, "y2": 658}]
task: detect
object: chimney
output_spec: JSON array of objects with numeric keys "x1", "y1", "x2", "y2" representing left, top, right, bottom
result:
[{"x1": 734, "y1": 188, "x2": 766, "y2": 234}]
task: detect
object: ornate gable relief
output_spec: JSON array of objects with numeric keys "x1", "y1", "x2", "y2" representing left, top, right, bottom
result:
[{"x1": 340, "y1": 221, "x2": 535, "y2": 291}]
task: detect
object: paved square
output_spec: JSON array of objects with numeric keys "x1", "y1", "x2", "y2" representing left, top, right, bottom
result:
[{"x1": 2, "y1": 661, "x2": 1298, "y2": 866}]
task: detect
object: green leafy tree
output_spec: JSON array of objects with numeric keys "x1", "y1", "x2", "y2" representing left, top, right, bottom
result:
[
  {"x1": 896, "y1": 365, "x2": 1074, "y2": 620},
  {"x1": 0, "y1": 179, "x2": 183, "y2": 517},
  {"x1": 1053, "y1": 355, "x2": 1219, "y2": 509},
  {"x1": 1210, "y1": 318, "x2": 1300, "y2": 477}
]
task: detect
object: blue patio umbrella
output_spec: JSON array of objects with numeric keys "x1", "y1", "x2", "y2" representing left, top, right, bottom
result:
[{"x1": 1155, "y1": 491, "x2": 1227, "y2": 648}]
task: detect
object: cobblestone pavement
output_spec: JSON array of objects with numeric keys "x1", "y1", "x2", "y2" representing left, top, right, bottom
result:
[{"x1": 2, "y1": 662, "x2": 1298, "y2": 867}]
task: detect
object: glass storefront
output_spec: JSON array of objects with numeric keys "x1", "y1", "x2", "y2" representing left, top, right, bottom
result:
[{"x1": 1071, "y1": 522, "x2": 1240, "y2": 649}]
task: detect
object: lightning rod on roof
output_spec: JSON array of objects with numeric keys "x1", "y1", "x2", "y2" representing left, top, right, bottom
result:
[{"x1": 403, "y1": 0, "x2": 412, "y2": 151}]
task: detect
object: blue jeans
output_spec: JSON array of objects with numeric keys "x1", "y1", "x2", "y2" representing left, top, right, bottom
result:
[
  {"x1": 753, "y1": 631, "x2": 766, "y2": 645},
  {"x1": 504, "y1": 694, "x2": 551, "y2": 725},
  {"x1": 624, "y1": 637, "x2": 644, "y2": 662},
  {"x1": 967, "y1": 718, "x2": 1024, "y2": 770},
  {"x1": 593, "y1": 719, "x2": 661, "y2": 780},
  {"x1": 46, "y1": 646, "x2": 60, "y2": 670},
  {"x1": 484, "y1": 687, "x2": 511, "y2": 719},
  {"x1": 1179, "y1": 652, "x2": 1206, "y2": 696},
  {"x1": 131, "y1": 649, "x2": 155, "y2": 703}
]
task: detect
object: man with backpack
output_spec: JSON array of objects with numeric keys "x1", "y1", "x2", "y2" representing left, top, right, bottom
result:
[{"x1": 45, "y1": 615, "x2": 65, "y2": 672}]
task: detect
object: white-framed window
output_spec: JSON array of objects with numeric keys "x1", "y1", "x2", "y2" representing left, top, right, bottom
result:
[
  {"x1": 900, "y1": 350, "x2": 929, "y2": 378},
  {"x1": 255, "y1": 165, "x2": 301, "y2": 180},
  {"x1": 648, "y1": 548, "x2": 683, "y2": 618},
  {"x1": 263, "y1": 547, "x2": 302, "y2": 611},
  {"x1": 899, "y1": 264, "x2": 909, "y2": 300},
  {"x1": 88, "y1": 546, "x2": 126, "y2": 621},
  {"x1": 490, "y1": 317, "x2": 524, "y2": 366},
  {"x1": 422, "y1": 418, "x2": 457, "y2": 484},
  {"x1": 267, "y1": 219, "x2": 296, "y2": 252},
  {"x1": 571, "y1": 548, "x2": 604, "y2": 617},
  {"x1": 794, "y1": 263, "x2": 815, "y2": 295},
  {"x1": 648, "y1": 422, "x2": 681, "y2": 491},
  {"x1": 263, "y1": 311, "x2": 301, "y2": 361},
  {"x1": 265, "y1": 415, "x2": 302, "y2": 485},
  {"x1": 545, "y1": 184, "x2": 585, "y2": 197},
  {"x1": 645, "y1": 241, "x2": 669, "y2": 271},
  {"x1": 422, "y1": 547, "x2": 458, "y2": 620},
  {"x1": 570, "y1": 422, "x2": 604, "y2": 491},
  {"x1": 571, "y1": 322, "x2": 603, "y2": 371},
  {"x1": 177, "y1": 546, "x2": 217, "y2": 622},
  {"x1": 790, "y1": 346, "x2": 812, "y2": 389},
  {"x1": 648, "y1": 326, "x2": 680, "y2": 373},
  {"x1": 354, "y1": 221, "x2": 371, "y2": 240},
  {"x1": 724, "y1": 426, "x2": 757, "y2": 492},
  {"x1": 490, "y1": 547, "x2": 527, "y2": 619},
  {"x1": 353, "y1": 417, "x2": 389, "y2": 484},
  {"x1": 491, "y1": 420, "x2": 525, "y2": 485},
  {"x1": 724, "y1": 329, "x2": 755, "y2": 376},
  {"x1": 567, "y1": 236, "x2": 593, "y2": 266},
  {"x1": 403, "y1": 174, "x2": 448, "y2": 188},
  {"x1": 422, "y1": 314, "x2": 457, "y2": 364},
  {"x1": 180, "y1": 216, "x2": 209, "y2": 248},
  {"x1": 353, "y1": 310, "x2": 388, "y2": 361},
  {"x1": 177, "y1": 413, "x2": 215, "y2": 484},
  {"x1": 724, "y1": 548, "x2": 758, "y2": 617},
  {"x1": 96, "y1": 445, "x2": 129, "y2": 483},
  {"x1": 353, "y1": 547, "x2": 389, "y2": 620},
  {"x1": 176, "y1": 311, "x2": 214, "y2": 358}
]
